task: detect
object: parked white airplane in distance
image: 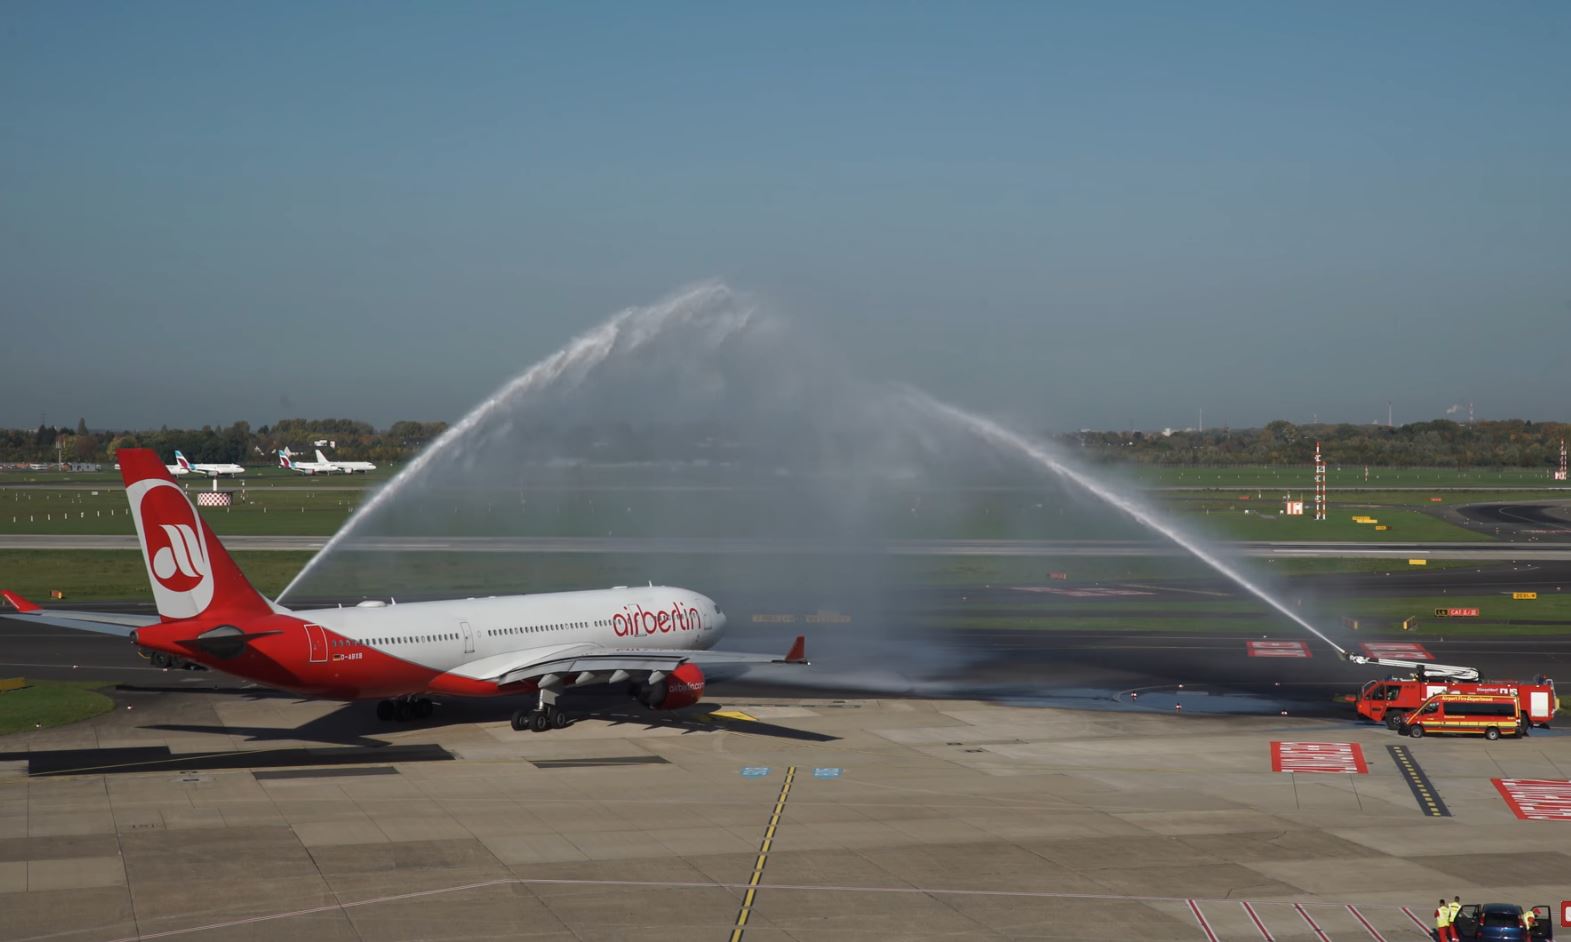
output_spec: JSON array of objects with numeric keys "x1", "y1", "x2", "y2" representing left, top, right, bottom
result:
[
  {"x1": 317, "y1": 449, "x2": 376, "y2": 473},
  {"x1": 2, "y1": 449, "x2": 808, "y2": 731},
  {"x1": 174, "y1": 450, "x2": 246, "y2": 477},
  {"x1": 278, "y1": 450, "x2": 339, "y2": 475}
]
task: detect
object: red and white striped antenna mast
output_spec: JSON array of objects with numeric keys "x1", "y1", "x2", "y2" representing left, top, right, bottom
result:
[{"x1": 1313, "y1": 441, "x2": 1327, "y2": 521}]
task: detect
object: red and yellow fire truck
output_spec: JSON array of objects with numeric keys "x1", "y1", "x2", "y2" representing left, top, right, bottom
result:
[{"x1": 1357, "y1": 677, "x2": 1557, "y2": 729}]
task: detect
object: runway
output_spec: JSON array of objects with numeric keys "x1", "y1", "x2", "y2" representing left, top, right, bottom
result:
[
  {"x1": 1452, "y1": 499, "x2": 1571, "y2": 540},
  {"x1": 6, "y1": 589, "x2": 1568, "y2": 714},
  {"x1": 8, "y1": 533, "x2": 1571, "y2": 559}
]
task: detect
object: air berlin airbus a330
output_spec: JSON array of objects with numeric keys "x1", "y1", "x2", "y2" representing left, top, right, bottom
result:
[{"x1": 2, "y1": 449, "x2": 806, "y2": 731}]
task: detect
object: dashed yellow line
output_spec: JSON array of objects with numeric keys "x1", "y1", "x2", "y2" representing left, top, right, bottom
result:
[
  {"x1": 1387, "y1": 745, "x2": 1450, "y2": 817},
  {"x1": 730, "y1": 765, "x2": 795, "y2": 941}
]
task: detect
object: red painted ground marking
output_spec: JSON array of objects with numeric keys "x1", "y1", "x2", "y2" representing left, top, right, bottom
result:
[
  {"x1": 1348, "y1": 904, "x2": 1386, "y2": 941},
  {"x1": 1493, "y1": 778, "x2": 1571, "y2": 820},
  {"x1": 1272, "y1": 741, "x2": 1369, "y2": 774},
  {"x1": 1402, "y1": 906, "x2": 1431, "y2": 935},
  {"x1": 1296, "y1": 903, "x2": 1332, "y2": 942},
  {"x1": 1188, "y1": 899, "x2": 1220, "y2": 942},
  {"x1": 1241, "y1": 901, "x2": 1275, "y2": 941},
  {"x1": 1248, "y1": 640, "x2": 1311, "y2": 658},
  {"x1": 1361, "y1": 642, "x2": 1434, "y2": 661}
]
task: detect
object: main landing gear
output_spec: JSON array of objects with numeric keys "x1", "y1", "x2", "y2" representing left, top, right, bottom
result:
[
  {"x1": 512, "y1": 687, "x2": 572, "y2": 733},
  {"x1": 376, "y1": 696, "x2": 434, "y2": 722}
]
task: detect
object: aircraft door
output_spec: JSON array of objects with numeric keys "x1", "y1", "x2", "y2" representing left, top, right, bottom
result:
[
  {"x1": 305, "y1": 624, "x2": 328, "y2": 663},
  {"x1": 459, "y1": 620, "x2": 474, "y2": 654}
]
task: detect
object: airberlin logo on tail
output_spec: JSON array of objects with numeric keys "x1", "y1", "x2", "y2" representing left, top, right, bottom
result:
[
  {"x1": 151, "y1": 521, "x2": 206, "y2": 589},
  {"x1": 611, "y1": 603, "x2": 703, "y2": 638},
  {"x1": 128, "y1": 479, "x2": 214, "y2": 618}
]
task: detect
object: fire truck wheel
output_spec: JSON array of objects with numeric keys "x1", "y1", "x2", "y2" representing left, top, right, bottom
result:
[
  {"x1": 1484, "y1": 726, "x2": 1500, "y2": 741},
  {"x1": 1408, "y1": 725, "x2": 1425, "y2": 739},
  {"x1": 1385, "y1": 715, "x2": 1402, "y2": 730}
]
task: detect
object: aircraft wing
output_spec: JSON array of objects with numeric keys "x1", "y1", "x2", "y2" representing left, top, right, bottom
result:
[
  {"x1": 1, "y1": 591, "x2": 156, "y2": 637},
  {"x1": 452, "y1": 636, "x2": 807, "y2": 688}
]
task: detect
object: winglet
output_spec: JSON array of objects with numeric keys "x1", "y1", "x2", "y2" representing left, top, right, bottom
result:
[
  {"x1": 2, "y1": 590, "x2": 39, "y2": 613},
  {"x1": 780, "y1": 634, "x2": 808, "y2": 664}
]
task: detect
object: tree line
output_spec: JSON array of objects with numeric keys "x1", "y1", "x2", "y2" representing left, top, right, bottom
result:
[
  {"x1": 1066, "y1": 419, "x2": 1570, "y2": 468},
  {"x1": 5, "y1": 416, "x2": 1567, "y2": 469},
  {"x1": 1, "y1": 418, "x2": 448, "y2": 465}
]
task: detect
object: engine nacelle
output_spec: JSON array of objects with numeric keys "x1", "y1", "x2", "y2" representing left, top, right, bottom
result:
[{"x1": 636, "y1": 662, "x2": 706, "y2": 710}]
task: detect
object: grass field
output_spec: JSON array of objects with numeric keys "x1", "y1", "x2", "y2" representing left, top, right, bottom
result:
[
  {"x1": 0, "y1": 548, "x2": 1467, "y2": 604},
  {"x1": 1129, "y1": 465, "x2": 1570, "y2": 489},
  {"x1": 0, "y1": 550, "x2": 314, "y2": 600},
  {"x1": 1182, "y1": 507, "x2": 1491, "y2": 542},
  {"x1": 0, "y1": 478, "x2": 1514, "y2": 544},
  {"x1": 0, "y1": 680, "x2": 115, "y2": 736}
]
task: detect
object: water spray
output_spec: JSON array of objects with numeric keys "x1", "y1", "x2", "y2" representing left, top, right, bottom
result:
[
  {"x1": 905, "y1": 391, "x2": 1355, "y2": 658},
  {"x1": 278, "y1": 281, "x2": 756, "y2": 602}
]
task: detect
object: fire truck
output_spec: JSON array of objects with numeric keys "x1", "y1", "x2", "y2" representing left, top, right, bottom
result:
[{"x1": 1356, "y1": 676, "x2": 1558, "y2": 729}]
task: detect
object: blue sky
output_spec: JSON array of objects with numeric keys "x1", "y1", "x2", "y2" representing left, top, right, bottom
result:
[{"x1": 3, "y1": 2, "x2": 1568, "y2": 430}]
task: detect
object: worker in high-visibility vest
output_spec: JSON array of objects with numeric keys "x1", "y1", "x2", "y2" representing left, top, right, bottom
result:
[
  {"x1": 1523, "y1": 906, "x2": 1537, "y2": 933},
  {"x1": 1449, "y1": 897, "x2": 1462, "y2": 927},
  {"x1": 1435, "y1": 899, "x2": 1456, "y2": 942}
]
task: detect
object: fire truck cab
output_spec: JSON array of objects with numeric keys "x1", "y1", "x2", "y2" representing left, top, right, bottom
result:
[{"x1": 1357, "y1": 677, "x2": 1557, "y2": 729}]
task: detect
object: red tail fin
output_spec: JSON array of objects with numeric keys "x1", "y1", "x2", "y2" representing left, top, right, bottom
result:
[{"x1": 117, "y1": 449, "x2": 271, "y2": 621}]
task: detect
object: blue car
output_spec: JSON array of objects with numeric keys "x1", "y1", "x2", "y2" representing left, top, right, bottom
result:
[{"x1": 1452, "y1": 903, "x2": 1553, "y2": 941}]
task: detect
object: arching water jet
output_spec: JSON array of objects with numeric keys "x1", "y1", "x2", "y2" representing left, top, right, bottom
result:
[{"x1": 904, "y1": 390, "x2": 1349, "y2": 656}]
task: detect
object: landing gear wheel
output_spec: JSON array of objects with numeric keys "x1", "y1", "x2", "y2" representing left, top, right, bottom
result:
[
  {"x1": 1408, "y1": 724, "x2": 1425, "y2": 739},
  {"x1": 413, "y1": 698, "x2": 434, "y2": 719},
  {"x1": 151, "y1": 652, "x2": 172, "y2": 669},
  {"x1": 1484, "y1": 726, "x2": 1500, "y2": 741},
  {"x1": 394, "y1": 699, "x2": 414, "y2": 722},
  {"x1": 529, "y1": 711, "x2": 551, "y2": 732},
  {"x1": 511, "y1": 709, "x2": 530, "y2": 731},
  {"x1": 551, "y1": 710, "x2": 571, "y2": 730},
  {"x1": 376, "y1": 700, "x2": 395, "y2": 722}
]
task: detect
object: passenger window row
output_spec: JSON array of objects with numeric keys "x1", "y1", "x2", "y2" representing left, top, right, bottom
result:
[
  {"x1": 352, "y1": 633, "x2": 459, "y2": 646},
  {"x1": 486, "y1": 620, "x2": 598, "y2": 638}
]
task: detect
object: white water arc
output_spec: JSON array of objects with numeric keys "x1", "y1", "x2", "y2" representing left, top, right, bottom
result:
[
  {"x1": 276, "y1": 281, "x2": 758, "y2": 602},
  {"x1": 908, "y1": 391, "x2": 1350, "y2": 656}
]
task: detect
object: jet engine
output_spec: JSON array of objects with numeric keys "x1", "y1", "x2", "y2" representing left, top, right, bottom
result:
[{"x1": 635, "y1": 662, "x2": 706, "y2": 710}]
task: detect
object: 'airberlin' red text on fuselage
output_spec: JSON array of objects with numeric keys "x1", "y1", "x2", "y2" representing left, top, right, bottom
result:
[{"x1": 612, "y1": 603, "x2": 703, "y2": 638}]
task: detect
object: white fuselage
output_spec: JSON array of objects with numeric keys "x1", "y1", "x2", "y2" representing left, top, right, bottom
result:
[
  {"x1": 296, "y1": 585, "x2": 725, "y2": 676},
  {"x1": 316, "y1": 451, "x2": 375, "y2": 473},
  {"x1": 283, "y1": 460, "x2": 337, "y2": 474}
]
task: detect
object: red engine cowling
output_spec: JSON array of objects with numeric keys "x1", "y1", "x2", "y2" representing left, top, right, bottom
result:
[{"x1": 637, "y1": 662, "x2": 706, "y2": 710}]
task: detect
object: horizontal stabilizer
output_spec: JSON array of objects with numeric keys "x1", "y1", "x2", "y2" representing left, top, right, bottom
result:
[{"x1": 0, "y1": 593, "x2": 157, "y2": 637}]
